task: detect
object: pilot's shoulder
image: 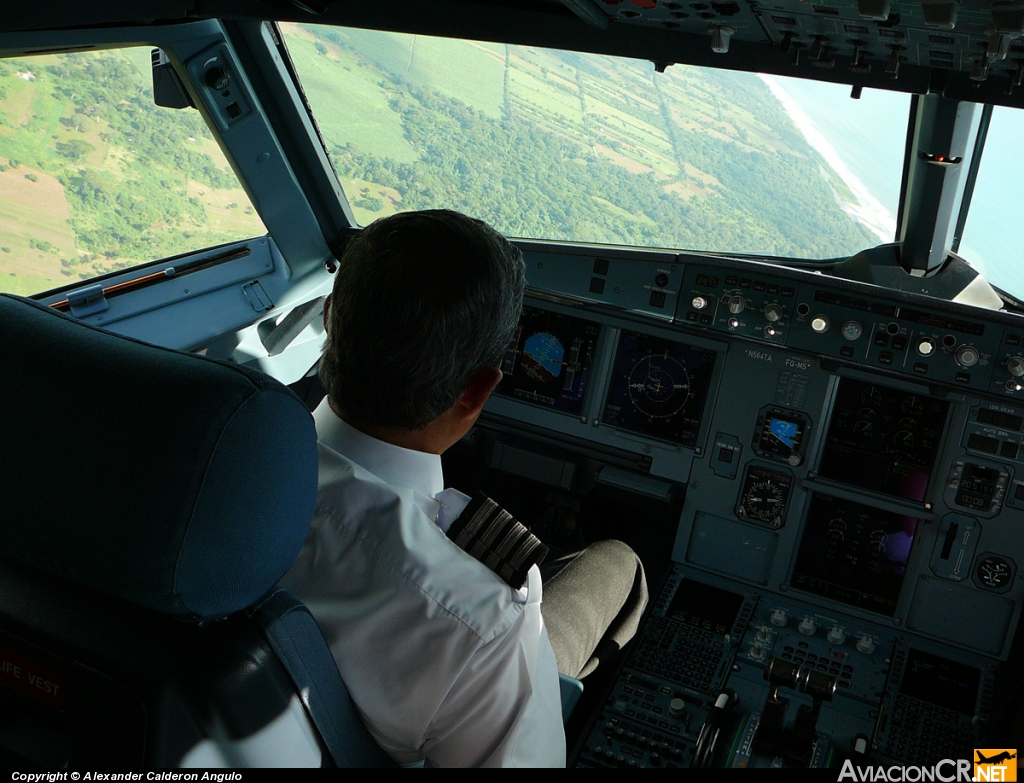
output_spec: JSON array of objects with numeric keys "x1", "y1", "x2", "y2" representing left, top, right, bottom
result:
[{"x1": 310, "y1": 444, "x2": 525, "y2": 643}]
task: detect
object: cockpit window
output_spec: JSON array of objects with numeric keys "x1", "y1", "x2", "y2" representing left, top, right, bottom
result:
[
  {"x1": 957, "y1": 106, "x2": 1023, "y2": 300},
  {"x1": 282, "y1": 23, "x2": 908, "y2": 261},
  {"x1": 0, "y1": 48, "x2": 265, "y2": 296}
]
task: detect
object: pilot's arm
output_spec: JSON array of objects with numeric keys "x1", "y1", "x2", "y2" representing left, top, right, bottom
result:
[{"x1": 422, "y1": 567, "x2": 566, "y2": 768}]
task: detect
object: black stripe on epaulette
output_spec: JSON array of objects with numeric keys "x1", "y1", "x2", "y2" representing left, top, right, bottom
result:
[{"x1": 446, "y1": 492, "x2": 549, "y2": 590}]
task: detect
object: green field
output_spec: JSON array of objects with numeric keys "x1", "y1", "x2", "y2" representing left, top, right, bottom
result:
[
  {"x1": 283, "y1": 23, "x2": 875, "y2": 257},
  {"x1": 0, "y1": 49, "x2": 265, "y2": 295}
]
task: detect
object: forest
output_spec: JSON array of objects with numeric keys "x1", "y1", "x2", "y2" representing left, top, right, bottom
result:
[
  {"x1": 0, "y1": 50, "x2": 262, "y2": 294},
  {"x1": 286, "y1": 24, "x2": 877, "y2": 259}
]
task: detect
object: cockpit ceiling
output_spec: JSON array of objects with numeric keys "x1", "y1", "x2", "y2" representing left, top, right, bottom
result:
[{"x1": 5, "y1": 0, "x2": 1024, "y2": 110}]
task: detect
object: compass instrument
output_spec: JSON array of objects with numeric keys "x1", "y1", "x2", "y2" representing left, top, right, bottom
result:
[
  {"x1": 496, "y1": 305, "x2": 600, "y2": 415},
  {"x1": 737, "y1": 464, "x2": 794, "y2": 527},
  {"x1": 602, "y1": 330, "x2": 718, "y2": 447}
]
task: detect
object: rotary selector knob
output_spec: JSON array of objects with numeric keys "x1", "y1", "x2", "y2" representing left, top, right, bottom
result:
[
  {"x1": 692, "y1": 295, "x2": 709, "y2": 310},
  {"x1": 205, "y1": 66, "x2": 231, "y2": 91},
  {"x1": 1007, "y1": 356, "x2": 1024, "y2": 377},
  {"x1": 748, "y1": 644, "x2": 766, "y2": 660},
  {"x1": 756, "y1": 625, "x2": 772, "y2": 643},
  {"x1": 811, "y1": 315, "x2": 830, "y2": 333},
  {"x1": 728, "y1": 296, "x2": 747, "y2": 314},
  {"x1": 764, "y1": 303, "x2": 784, "y2": 322},
  {"x1": 770, "y1": 608, "x2": 789, "y2": 626},
  {"x1": 669, "y1": 697, "x2": 687, "y2": 717},
  {"x1": 916, "y1": 337, "x2": 936, "y2": 357},
  {"x1": 856, "y1": 634, "x2": 876, "y2": 654},
  {"x1": 956, "y1": 345, "x2": 980, "y2": 367},
  {"x1": 827, "y1": 626, "x2": 846, "y2": 645},
  {"x1": 798, "y1": 616, "x2": 817, "y2": 635}
]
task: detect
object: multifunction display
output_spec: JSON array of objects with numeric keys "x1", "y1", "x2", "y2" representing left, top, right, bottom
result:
[
  {"x1": 900, "y1": 649, "x2": 980, "y2": 715},
  {"x1": 602, "y1": 331, "x2": 717, "y2": 447},
  {"x1": 791, "y1": 493, "x2": 919, "y2": 615},
  {"x1": 818, "y1": 378, "x2": 949, "y2": 501},
  {"x1": 667, "y1": 579, "x2": 743, "y2": 636},
  {"x1": 497, "y1": 306, "x2": 600, "y2": 415}
]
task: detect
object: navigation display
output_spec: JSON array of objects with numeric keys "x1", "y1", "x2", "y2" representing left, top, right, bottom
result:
[
  {"x1": 791, "y1": 493, "x2": 919, "y2": 615},
  {"x1": 818, "y1": 378, "x2": 949, "y2": 501},
  {"x1": 602, "y1": 331, "x2": 718, "y2": 447},
  {"x1": 496, "y1": 306, "x2": 600, "y2": 415}
]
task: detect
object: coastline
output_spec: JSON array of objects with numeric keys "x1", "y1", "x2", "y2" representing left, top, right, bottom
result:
[{"x1": 759, "y1": 74, "x2": 897, "y2": 244}]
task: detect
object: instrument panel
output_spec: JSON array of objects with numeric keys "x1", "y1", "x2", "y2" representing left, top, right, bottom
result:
[{"x1": 479, "y1": 242, "x2": 1024, "y2": 768}]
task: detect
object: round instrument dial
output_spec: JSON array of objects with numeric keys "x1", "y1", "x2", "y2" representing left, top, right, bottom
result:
[{"x1": 737, "y1": 464, "x2": 794, "y2": 527}]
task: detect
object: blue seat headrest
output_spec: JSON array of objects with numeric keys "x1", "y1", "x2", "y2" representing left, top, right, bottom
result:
[{"x1": 0, "y1": 294, "x2": 318, "y2": 622}]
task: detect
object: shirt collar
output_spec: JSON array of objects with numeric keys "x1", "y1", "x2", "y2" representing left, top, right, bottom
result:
[{"x1": 312, "y1": 397, "x2": 445, "y2": 500}]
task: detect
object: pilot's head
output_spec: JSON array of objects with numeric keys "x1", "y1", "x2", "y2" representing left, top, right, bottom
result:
[{"x1": 320, "y1": 209, "x2": 525, "y2": 444}]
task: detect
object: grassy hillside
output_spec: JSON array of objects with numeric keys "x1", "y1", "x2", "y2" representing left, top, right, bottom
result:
[
  {"x1": 0, "y1": 49, "x2": 264, "y2": 295},
  {"x1": 283, "y1": 24, "x2": 875, "y2": 257}
]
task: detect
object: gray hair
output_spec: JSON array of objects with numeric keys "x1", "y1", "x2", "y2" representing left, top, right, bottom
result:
[{"x1": 320, "y1": 209, "x2": 525, "y2": 431}]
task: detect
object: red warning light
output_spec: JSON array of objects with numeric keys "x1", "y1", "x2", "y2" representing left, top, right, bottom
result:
[{"x1": 630, "y1": 0, "x2": 658, "y2": 7}]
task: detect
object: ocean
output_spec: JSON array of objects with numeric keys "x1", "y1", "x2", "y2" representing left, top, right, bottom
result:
[{"x1": 764, "y1": 74, "x2": 1024, "y2": 298}]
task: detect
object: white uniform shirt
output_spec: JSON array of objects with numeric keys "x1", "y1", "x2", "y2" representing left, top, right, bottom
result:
[{"x1": 279, "y1": 398, "x2": 565, "y2": 767}]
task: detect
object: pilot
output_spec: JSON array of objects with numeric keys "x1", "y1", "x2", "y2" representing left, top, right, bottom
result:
[{"x1": 280, "y1": 209, "x2": 647, "y2": 767}]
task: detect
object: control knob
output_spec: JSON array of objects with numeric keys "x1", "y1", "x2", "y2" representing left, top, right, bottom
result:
[
  {"x1": 856, "y1": 634, "x2": 876, "y2": 654},
  {"x1": 770, "y1": 608, "x2": 789, "y2": 626},
  {"x1": 811, "y1": 315, "x2": 830, "y2": 333},
  {"x1": 956, "y1": 345, "x2": 980, "y2": 367},
  {"x1": 755, "y1": 624, "x2": 772, "y2": 643},
  {"x1": 827, "y1": 625, "x2": 846, "y2": 645},
  {"x1": 692, "y1": 295, "x2": 709, "y2": 310},
  {"x1": 728, "y1": 295, "x2": 746, "y2": 315},
  {"x1": 798, "y1": 616, "x2": 817, "y2": 635},
  {"x1": 1007, "y1": 356, "x2": 1024, "y2": 377},
  {"x1": 204, "y1": 66, "x2": 231, "y2": 91},
  {"x1": 915, "y1": 337, "x2": 936, "y2": 357},
  {"x1": 764, "y1": 303, "x2": 784, "y2": 322},
  {"x1": 669, "y1": 697, "x2": 687, "y2": 717}
]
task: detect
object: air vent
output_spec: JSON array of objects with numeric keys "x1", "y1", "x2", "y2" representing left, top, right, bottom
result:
[
  {"x1": 845, "y1": 24, "x2": 869, "y2": 33},
  {"x1": 773, "y1": 15, "x2": 797, "y2": 24},
  {"x1": 929, "y1": 34, "x2": 955, "y2": 45},
  {"x1": 813, "y1": 5, "x2": 840, "y2": 15},
  {"x1": 879, "y1": 28, "x2": 905, "y2": 37}
]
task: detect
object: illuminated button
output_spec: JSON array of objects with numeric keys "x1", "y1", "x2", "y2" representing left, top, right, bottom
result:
[
  {"x1": 956, "y1": 345, "x2": 980, "y2": 367},
  {"x1": 798, "y1": 616, "x2": 817, "y2": 635},
  {"x1": 874, "y1": 332, "x2": 889, "y2": 347},
  {"x1": 811, "y1": 315, "x2": 830, "y2": 333},
  {"x1": 692, "y1": 295, "x2": 709, "y2": 310},
  {"x1": 649, "y1": 291, "x2": 666, "y2": 308},
  {"x1": 841, "y1": 321, "x2": 862, "y2": 341},
  {"x1": 915, "y1": 337, "x2": 936, "y2": 356}
]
